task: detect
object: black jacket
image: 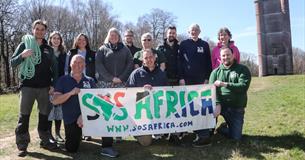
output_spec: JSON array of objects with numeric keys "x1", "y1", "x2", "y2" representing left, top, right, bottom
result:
[
  {"x1": 126, "y1": 44, "x2": 141, "y2": 56},
  {"x1": 67, "y1": 48, "x2": 96, "y2": 79},
  {"x1": 157, "y1": 39, "x2": 179, "y2": 82},
  {"x1": 10, "y1": 39, "x2": 58, "y2": 87}
]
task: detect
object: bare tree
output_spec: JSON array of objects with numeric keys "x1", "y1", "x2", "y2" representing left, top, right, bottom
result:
[
  {"x1": 136, "y1": 8, "x2": 176, "y2": 47},
  {"x1": 0, "y1": 0, "x2": 22, "y2": 88},
  {"x1": 240, "y1": 52, "x2": 259, "y2": 76},
  {"x1": 292, "y1": 47, "x2": 305, "y2": 74},
  {"x1": 83, "y1": 0, "x2": 122, "y2": 50}
]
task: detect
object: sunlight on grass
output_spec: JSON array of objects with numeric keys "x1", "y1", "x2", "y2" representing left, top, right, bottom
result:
[{"x1": 152, "y1": 153, "x2": 174, "y2": 158}]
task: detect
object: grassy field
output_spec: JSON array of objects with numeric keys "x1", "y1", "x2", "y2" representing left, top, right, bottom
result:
[{"x1": 0, "y1": 75, "x2": 304, "y2": 160}]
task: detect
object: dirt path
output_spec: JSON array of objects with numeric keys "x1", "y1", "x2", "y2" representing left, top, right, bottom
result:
[{"x1": 0, "y1": 130, "x2": 41, "y2": 160}]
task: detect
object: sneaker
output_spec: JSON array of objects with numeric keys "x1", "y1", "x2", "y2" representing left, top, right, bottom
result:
[
  {"x1": 192, "y1": 137, "x2": 211, "y2": 148},
  {"x1": 40, "y1": 141, "x2": 58, "y2": 150},
  {"x1": 18, "y1": 149, "x2": 28, "y2": 157},
  {"x1": 82, "y1": 136, "x2": 92, "y2": 141},
  {"x1": 100, "y1": 147, "x2": 119, "y2": 158},
  {"x1": 49, "y1": 134, "x2": 56, "y2": 143},
  {"x1": 152, "y1": 134, "x2": 162, "y2": 140}
]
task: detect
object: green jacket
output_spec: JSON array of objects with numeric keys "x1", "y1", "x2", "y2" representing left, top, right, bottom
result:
[{"x1": 209, "y1": 61, "x2": 251, "y2": 108}]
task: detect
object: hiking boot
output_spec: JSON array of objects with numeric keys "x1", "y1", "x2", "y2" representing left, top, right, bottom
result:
[
  {"x1": 100, "y1": 147, "x2": 119, "y2": 158},
  {"x1": 192, "y1": 137, "x2": 212, "y2": 148},
  {"x1": 40, "y1": 140, "x2": 58, "y2": 150},
  {"x1": 18, "y1": 149, "x2": 28, "y2": 157}
]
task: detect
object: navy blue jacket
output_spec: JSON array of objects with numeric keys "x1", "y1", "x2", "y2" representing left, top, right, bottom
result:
[
  {"x1": 127, "y1": 66, "x2": 168, "y2": 87},
  {"x1": 178, "y1": 38, "x2": 212, "y2": 81}
]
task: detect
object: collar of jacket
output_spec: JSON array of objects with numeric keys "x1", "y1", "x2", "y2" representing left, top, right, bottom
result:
[
  {"x1": 142, "y1": 65, "x2": 159, "y2": 73},
  {"x1": 217, "y1": 41, "x2": 236, "y2": 48},
  {"x1": 105, "y1": 42, "x2": 124, "y2": 51},
  {"x1": 219, "y1": 60, "x2": 238, "y2": 70},
  {"x1": 163, "y1": 38, "x2": 179, "y2": 46}
]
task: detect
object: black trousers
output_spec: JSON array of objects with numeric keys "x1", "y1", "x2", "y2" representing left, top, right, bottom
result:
[
  {"x1": 64, "y1": 122, "x2": 82, "y2": 153},
  {"x1": 64, "y1": 121, "x2": 114, "y2": 153}
]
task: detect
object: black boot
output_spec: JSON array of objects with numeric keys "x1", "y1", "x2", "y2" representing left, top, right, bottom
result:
[
  {"x1": 15, "y1": 114, "x2": 30, "y2": 156},
  {"x1": 38, "y1": 113, "x2": 58, "y2": 150}
]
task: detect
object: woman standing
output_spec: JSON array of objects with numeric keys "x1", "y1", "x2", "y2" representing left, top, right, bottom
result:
[
  {"x1": 212, "y1": 27, "x2": 240, "y2": 69},
  {"x1": 95, "y1": 27, "x2": 133, "y2": 157},
  {"x1": 95, "y1": 27, "x2": 133, "y2": 88},
  {"x1": 48, "y1": 31, "x2": 66, "y2": 142},
  {"x1": 65, "y1": 33, "x2": 95, "y2": 79}
]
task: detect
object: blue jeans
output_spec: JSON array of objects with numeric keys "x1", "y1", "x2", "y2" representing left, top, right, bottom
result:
[{"x1": 219, "y1": 107, "x2": 245, "y2": 140}]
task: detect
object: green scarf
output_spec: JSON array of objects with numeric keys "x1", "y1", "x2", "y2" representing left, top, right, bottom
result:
[{"x1": 19, "y1": 35, "x2": 41, "y2": 80}]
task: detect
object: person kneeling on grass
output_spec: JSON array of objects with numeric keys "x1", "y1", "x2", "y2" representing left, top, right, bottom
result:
[
  {"x1": 126, "y1": 49, "x2": 168, "y2": 146},
  {"x1": 52, "y1": 55, "x2": 119, "y2": 157},
  {"x1": 210, "y1": 47, "x2": 251, "y2": 140}
]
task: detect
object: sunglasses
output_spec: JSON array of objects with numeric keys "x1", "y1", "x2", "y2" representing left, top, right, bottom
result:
[{"x1": 142, "y1": 39, "x2": 151, "y2": 42}]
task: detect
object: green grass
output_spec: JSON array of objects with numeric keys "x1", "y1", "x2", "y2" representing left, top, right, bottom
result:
[
  {"x1": 0, "y1": 75, "x2": 304, "y2": 159},
  {"x1": 0, "y1": 94, "x2": 39, "y2": 138}
]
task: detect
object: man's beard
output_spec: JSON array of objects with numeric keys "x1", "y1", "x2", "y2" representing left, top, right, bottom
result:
[
  {"x1": 224, "y1": 60, "x2": 232, "y2": 67},
  {"x1": 168, "y1": 37, "x2": 175, "y2": 42}
]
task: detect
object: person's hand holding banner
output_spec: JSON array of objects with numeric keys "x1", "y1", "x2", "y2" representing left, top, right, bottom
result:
[
  {"x1": 214, "y1": 104, "x2": 221, "y2": 118},
  {"x1": 143, "y1": 84, "x2": 153, "y2": 90},
  {"x1": 77, "y1": 115, "x2": 83, "y2": 128}
]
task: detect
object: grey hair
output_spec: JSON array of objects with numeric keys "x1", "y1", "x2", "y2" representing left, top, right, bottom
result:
[
  {"x1": 188, "y1": 23, "x2": 201, "y2": 32},
  {"x1": 104, "y1": 27, "x2": 122, "y2": 44},
  {"x1": 141, "y1": 32, "x2": 153, "y2": 41},
  {"x1": 70, "y1": 54, "x2": 85, "y2": 67}
]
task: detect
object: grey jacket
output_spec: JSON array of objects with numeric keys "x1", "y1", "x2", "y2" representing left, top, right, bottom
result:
[{"x1": 95, "y1": 43, "x2": 133, "y2": 82}]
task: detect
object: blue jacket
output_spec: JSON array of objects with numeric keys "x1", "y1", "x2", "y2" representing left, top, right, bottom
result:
[
  {"x1": 127, "y1": 66, "x2": 168, "y2": 87},
  {"x1": 178, "y1": 38, "x2": 212, "y2": 81}
]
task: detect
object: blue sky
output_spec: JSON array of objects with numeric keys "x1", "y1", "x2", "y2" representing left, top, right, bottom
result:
[{"x1": 103, "y1": 0, "x2": 304, "y2": 55}]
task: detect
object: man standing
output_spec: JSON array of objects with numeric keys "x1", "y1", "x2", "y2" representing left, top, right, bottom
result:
[
  {"x1": 178, "y1": 24, "x2": 212, "y2": 147},
  {"x1": 178, "y1": 24, "x2": 212, "y2": 85},
  {"x1": 124, "y1": 29, "x2": 141, "y2": 56},
  {"x1": 127, "y1": 49, "x2": 168, "y2": 146},
  {"x1": 210, "y1": 47, "x2": 251, "y2": 140},
  {"x1": 52, "y1": 55, "x2": 119, "y2": 157},
  {"x1": 10, "y1": 19, "x2": 58, "y2": 157},
  {"x1": 157, "y1": 26, "x2": 180, "y2": 86}
]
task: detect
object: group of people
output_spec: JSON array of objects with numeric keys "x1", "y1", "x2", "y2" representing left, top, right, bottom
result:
[{"x1": 10, "y1": 19, "x2": 251, "y2": 158}]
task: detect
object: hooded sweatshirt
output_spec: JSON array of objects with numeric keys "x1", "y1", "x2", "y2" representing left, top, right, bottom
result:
[{"x1": 209, "y1": 61, "x2": 251, "y2": 108}]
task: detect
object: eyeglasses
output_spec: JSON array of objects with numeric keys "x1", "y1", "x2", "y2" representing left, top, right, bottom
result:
[
  {"x1": 125, "y1": 35, "x2": 133, "y2": 37},
  {"x1": 142, "y1": 39, "x2": 151, "y2": 42}
]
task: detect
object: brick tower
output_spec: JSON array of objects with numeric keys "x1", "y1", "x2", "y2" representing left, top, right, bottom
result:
[{"x1": 255, "y1": 0, "x2": 293, "y2": 76}]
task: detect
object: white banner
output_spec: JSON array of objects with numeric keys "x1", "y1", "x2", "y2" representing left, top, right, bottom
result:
[{"x1": 78, "y1": 84, "x2": 216, "y2": 137}]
